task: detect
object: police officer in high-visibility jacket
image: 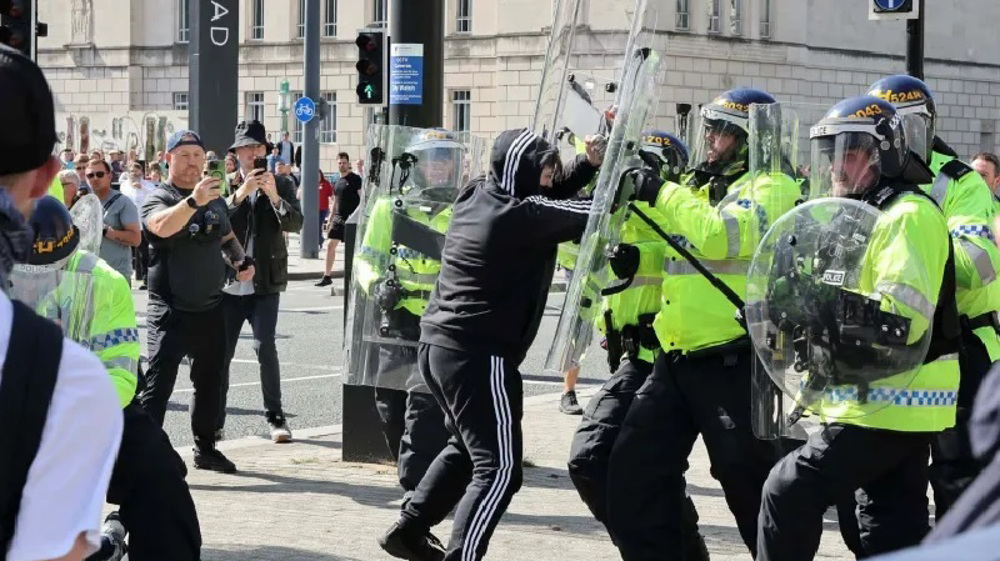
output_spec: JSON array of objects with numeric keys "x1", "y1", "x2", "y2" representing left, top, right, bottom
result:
[
  {"x1": 867, "y1": 75, "x2": 1000, "y2": 517},
  {"x1": 605, "y1": 89, "x2": 801, "y2": 561},
  {"x1": 12, "y1": 196, "x2": 201, "y2": 561},
  {"x1": 567, "y1": 130, "x2": 709, "y2": 560},
  {"x1": 354, "y1": 130, "x2": 460, "y2": 513},
  {"x1": 755, "y1": 95, "x2": 961, "y2": 560}
]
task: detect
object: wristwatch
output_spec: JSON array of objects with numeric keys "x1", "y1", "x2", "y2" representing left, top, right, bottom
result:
[{"x1": 185, "y1": 196, "x2": 198, "y2": 209}]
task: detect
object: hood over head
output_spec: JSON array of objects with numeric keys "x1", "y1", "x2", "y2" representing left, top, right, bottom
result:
[{"x1": 487, "y1": 128, "x2": 562, "y2": 199}]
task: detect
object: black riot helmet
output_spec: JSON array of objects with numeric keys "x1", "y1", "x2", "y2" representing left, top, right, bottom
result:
[
  {"x1": 25, "y1": 196, "x2": 79, "y2": 269},
  {"x1": 866, "y1": 75, "x2": 937, "y2": 162},
  {"x1": 691, "y1": 88, "x2": 777, "y2": 176},
  {"x1": 640, "y1": 130, "x2": 690, "y2": 183}
]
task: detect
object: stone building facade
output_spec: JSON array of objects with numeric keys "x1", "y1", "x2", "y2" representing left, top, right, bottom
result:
[{"x1": 38, "y1": 0, "x2": 1000, "y2": 169}]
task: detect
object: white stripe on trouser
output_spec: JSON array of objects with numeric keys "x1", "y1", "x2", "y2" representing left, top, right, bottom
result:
[{"x1": 463, "y1": 356, "x2": 514, "y2": 561}]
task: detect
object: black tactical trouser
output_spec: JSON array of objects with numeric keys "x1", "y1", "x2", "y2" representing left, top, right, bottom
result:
[
  {"x1": 568, "y1": 357, "x2": 709, "y2": 561},
  {"x1": 930, "y1": 324, "x2": 995, "y2": 518},
  {"x1": 606, "y1": 346, "x2": 781, "y2": 561},
  {"x1": 758, "y1": 424, "x2": 933, "y2": 560}
]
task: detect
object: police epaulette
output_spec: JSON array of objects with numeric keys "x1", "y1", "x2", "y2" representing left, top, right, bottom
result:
[{"x1": 940, "y1": 159, "x2": 973, "y2": 181}]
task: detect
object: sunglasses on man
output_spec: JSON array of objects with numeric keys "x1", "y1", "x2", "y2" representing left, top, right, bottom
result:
[{"x1": 86, "y1": 171, "x2": 107, "y2": 179}]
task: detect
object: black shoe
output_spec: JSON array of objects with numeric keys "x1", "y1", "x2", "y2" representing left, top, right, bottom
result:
[
  {"x1": 138, "y1": 283, "x2": 147, "y2": 290},
  {"x1": 315, "y1": 276, "x2": 333, "y2": 287},
  {"x1": 214, "y1": 428, "x2": 225, "y2": 443},
  {"x1": 193, "y1": 447, "x2": 237, "y2": 473},
  {"x1": 560, "y1": 390, "x2": 583, "y2": 415},
  {"x1": 378, "y1": 522, "x2": 445, "y2": 561}
]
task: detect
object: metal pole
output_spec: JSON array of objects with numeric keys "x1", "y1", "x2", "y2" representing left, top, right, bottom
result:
[
  {"x1": 388, "y1": 0, "x2": 444, "y2": 127},
  {"x1": 299, "y1": 0, "x2": 320, "y2": 259},
  {"x1": 905, "y1": 0, "x2": 925, "y2": 80},
  {"x1": 189, "y1": 0, "x2": 239, "y2": 156}
]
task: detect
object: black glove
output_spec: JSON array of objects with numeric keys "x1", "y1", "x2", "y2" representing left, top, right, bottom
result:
[
  {"x1": 237, "y1": 255, "x2": 255, "y2": 272},
  {"x1": 632, "y1": 167, "x2": 664, "y2": 205},
  {"x1": 373, "y1": 278, "x2": 404, "y2": 311},
  {"x1": 608, "y1": 243, "x2": 640, "y2": 279}
]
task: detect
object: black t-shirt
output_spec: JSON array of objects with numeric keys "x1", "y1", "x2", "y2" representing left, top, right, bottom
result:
[
  {"x1": 333, "y1": 172, "x2": 362, "y2": 222},
  {"x1": 141, "y1": 183, "x2": 233, "y2": 312}
]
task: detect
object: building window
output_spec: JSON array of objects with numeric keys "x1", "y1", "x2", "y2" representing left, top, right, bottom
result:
[
  {"x1": 372, "y1": 0, "x2": 387, "y2": 28},
  {"x1": 760, "y1": 0, "x2": 772, "y2": 39},
  {"x1": 707, "y1": 0, "x2": 721, "y2": 34},
  {"x1": 173, "y1": 92, "x2": 189, "y2": 111},
  {"x1": 298, "y1": 0, "x2": 306, "y2": 38},
  {"x1": 452, "y1": 90, "x2": 471, "y2": 133},
  {"x1": 456, "y1": 0, "x2": 471, "y2": 33},
  {"x1": 177, "y1": 0, "x2": 190, "y2": 43},
  {"x1": 246, "y1": 91, "x2": 265, "y2": 123},
  {"x1": 324, "y1": 0, "x2": 337, "y2": 37},
  {"x1": 292, "y1": 91, "x2": 305, "y2": 143},
  {"x1": 730, "y1": 0, "x2": 741, "y2": 36},
  {"x1": 250, "y1": 0, "x2": 264, "y2": 40},
  {"x1": 676, "y1": 0, "x2": 689, "y2": 30},
  {"x1": 320, "y1": 93, "x2": 337, "y2": 143}
]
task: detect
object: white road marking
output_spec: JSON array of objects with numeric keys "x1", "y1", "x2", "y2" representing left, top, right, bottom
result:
[
  {"x1": 171, "y1": 372, "x2": 342, "y2": 395},
  {"x1": 280, "y1": 305, "x2": 344, "y2": 312}
]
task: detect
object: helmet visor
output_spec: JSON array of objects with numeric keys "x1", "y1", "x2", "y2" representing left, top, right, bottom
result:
[
  {"x1": 690, "y1": 113, "x2": 747, "y2": 175},
  {"x1": 415, "y1": 147, "x2": 462, "y2": 188},
  {"x1": 900, "y1": 112, "x2": 932, "y2": 163},
  {"x1": 810, "y1": 132, "x2": 883, "y2": 199}
]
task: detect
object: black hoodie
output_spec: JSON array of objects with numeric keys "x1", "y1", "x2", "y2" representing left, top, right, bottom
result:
[{"x1": 420, "y1": 128, "x2": 598, "y2": 365}]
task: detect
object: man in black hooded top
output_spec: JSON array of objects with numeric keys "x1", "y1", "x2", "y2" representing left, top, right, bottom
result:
[{"x1": 378, "y1": 128, "x2": 604, "y2": 561}]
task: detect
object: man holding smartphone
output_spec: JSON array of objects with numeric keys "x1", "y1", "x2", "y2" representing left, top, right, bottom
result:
[
  {"x1": 140, "y1": 130, "x2": 255, "y2": 473},
  {"x1": 218, "y1": 120, "x2": 303, "y2": 443}
]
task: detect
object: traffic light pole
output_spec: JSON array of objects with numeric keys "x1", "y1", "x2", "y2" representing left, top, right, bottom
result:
[
  {"x1": 189, "y1": 0, "x2": 238, "y2": 155},
  {"x1": 388, "y1": 0, "x2": 445, "y2": 127},
  {"x1": 905, "y1": 0, "x2": 925, "y2": 80},
  {"x1": 299, "y1": 0, "x2": 320, "y2": 259}
]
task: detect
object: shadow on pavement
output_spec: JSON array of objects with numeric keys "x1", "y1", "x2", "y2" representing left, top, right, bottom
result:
[
  {"x1": 202, "y1": 546, "x2": 366, "y2": 561},
  {"x1": 188, "y1": 469, "x2": 403, "y2": 511}
]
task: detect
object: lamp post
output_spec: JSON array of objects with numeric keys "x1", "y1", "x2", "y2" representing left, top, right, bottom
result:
[{"x1": 278, "y1": 78, "x2": 291, "y2": 134}]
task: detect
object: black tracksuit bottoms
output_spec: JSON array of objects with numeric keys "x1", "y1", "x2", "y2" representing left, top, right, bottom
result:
[
  {"x1": 567, "y1": 357, "x2": 708, "y2": 561},
  {"x1": 605, "y1": 347, "x2": 781, "y2": 561},
  {"x1": 400, "y1": 343, "x2": 524, "y2": 561}
]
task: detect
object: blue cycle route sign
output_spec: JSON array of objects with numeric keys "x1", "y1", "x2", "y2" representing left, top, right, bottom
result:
[
  {"x1": 873, "y1": 0, "x2": 906, "y2": 10},
  {"x1": 294, "y1": 97, "x2": 317, "y2": 124}
]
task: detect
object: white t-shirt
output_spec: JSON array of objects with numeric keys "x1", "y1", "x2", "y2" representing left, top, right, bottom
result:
[
  {"x1": 1, "y1": 292, "x2": 123, "y2": 561},
  {"x1": 119, "y1": 180, "x2": 156, "y2": 229}
]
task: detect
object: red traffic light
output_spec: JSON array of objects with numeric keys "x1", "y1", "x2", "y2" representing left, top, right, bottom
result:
[{"x1": 355, "y1": 33, "x2": 377, "y2": 51}]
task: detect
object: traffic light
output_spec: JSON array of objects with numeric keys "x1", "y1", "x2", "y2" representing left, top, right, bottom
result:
[
  {"x1": 0, "y1": 0, "x2": 45, "y2": 60},
  {"x1": 355, "y1": 31, "x2": 385, "y2": 105}
]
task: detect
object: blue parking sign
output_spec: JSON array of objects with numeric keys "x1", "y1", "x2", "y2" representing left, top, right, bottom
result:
[{"x1": 294, "y1": 97, "x2": 316, "y2": 124}]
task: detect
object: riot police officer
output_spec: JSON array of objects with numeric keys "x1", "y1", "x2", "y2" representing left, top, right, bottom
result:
[
  {"x1": 867, "y1": 75, "x2": 1000, "y2": 517},
  {"x1": 605, "y1": 89, "x2": 801, "y2": 560},
  {"x1": 13, "y1": 197, "x2": 202, "y2": 561},
  {"x1": 355, "y1": 129, "x2": 463, "y2": 511},
  {"x1": 755, "y1": 95, "x2": 961, "y2": 560}
]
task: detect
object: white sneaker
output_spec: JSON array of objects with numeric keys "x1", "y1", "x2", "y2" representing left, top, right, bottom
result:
[{"x1": 268, "y1": 415, "x2": 293, "y2": 443}]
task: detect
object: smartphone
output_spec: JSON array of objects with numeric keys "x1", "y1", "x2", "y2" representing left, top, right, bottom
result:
[
  {"x1": 253, "y1": 157, "x2": 268, "y2": 171},
  {"x1": 207, "y1": 160, "x2": 229, "y2": 195}
]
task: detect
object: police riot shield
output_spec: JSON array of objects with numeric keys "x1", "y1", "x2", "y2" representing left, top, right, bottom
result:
[
  {"x1": 9, "y1": 266, "x2": 96, "y2": 344},
  {"x1": 544, "y1": 14, "x2": 665, "y2": 376},
  {"x1": 69, "y1": 193, "x2": 104, "y2": 255},
  {"x1": 745, "y1": 197, "x2": 932, "y2": 438},
  {"x1": 531, "y1": 0, "x2": 586, "y2": 143},
  {"x1": 344, "y1": 126, "x2": 486, "y2": 392}
]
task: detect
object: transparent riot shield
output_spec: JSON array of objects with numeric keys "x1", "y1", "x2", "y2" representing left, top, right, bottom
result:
[
  {"x1": 544, "y1": 23, "x2": 664, "y2": 376},
  {"x1": 746, "y1": 198, "x2": 933, "y2": 438},
  {"x1": 344, "y1": 126, "x2": 486, "y2": 392},
  {"x1": 9, "y1": 266, "x2": 95, "y2": 343},
  {"x1": 744, "y1": 101, "x2": 829, "y2": 438},
  {"x1": 531, "y1": 0, "x2": 585, "y2": 143},
  {"x1": 69, "y1": 193, "x2": 104, "y2": 255}
]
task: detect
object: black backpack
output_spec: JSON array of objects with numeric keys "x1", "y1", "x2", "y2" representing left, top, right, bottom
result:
[{"x1": 0, "y1": 300, "x2": 64, "y2": 550}]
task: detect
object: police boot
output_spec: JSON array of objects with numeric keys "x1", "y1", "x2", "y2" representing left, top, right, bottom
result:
[{"x1": 378, "y1": 521, "x2": 446, "y2": 561}]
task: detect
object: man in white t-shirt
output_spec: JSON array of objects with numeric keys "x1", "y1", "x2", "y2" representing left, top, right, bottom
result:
[{"x1": 0, "y1": 45, "x2": 122, "y2": 561}]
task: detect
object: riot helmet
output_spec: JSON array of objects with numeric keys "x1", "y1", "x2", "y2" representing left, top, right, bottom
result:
[
  {"x1": 406, "y1": 128, "x2": 465, "y2": 199},
  {"x1": 690, "y1": 88, "x2": 776, "y2": 176},
  {"x1": 640, "y1": 130, "x2": 689, "y2": 183},
  {"x1": 866, "y1": 75, "x2": 936, "y2": 163},
  {"x1": 23, "y1": 196, "x2": 80, "y2": 270}
]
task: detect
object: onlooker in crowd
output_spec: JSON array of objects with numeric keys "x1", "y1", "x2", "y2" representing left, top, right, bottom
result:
[
  {"x1": 219, "y1": 120, "x2": 303, "y2": 442},
  {"x1": 153, "y1": 150, "x2": 168, "y2": 177},
  {"x1": 276, "y1": 160, "x2": 299, "y2": 187},
  {"x1": 318, "y1": 169, "x2": 333, "y2": 247},
  {"x1": 108, "y1": 149, "x2": 124, "y2": 182},
  {"x1": 972, "y1": 152, "x2": 1000, "y2": 195},
  {"x1": 267, "y1": 146, "x2": 281, "y2": 173},
  {"x1": 206, "y1": 150, "x2": 219, "y2": 162},
  {"x1": 316, "y1": 152, "x2": 361, "y2": 287},
  {"x1": 89, "y1": 149, "x2": 104, "y2": 162},
  {"x1": 74, "y1": 153, "x2": 91, "y2": 193},
  {"x1": 278, "y1": 131, "x2": 295, "y2": 168},
  {"x1": 225, "y1": 153, "x2": 238, "y2": 174},
  {"x1": 294, "y1": 144, "x2": 302, "y2": 169},
  {"x1": 87, "y1": 158, "x2": 141, "y2": 281},
  {"x1": 354, "y1": 158, "x2": 365, "y2": 177},
  {"x1": 57, "y1": 169, "x2": 80, "y2": 207},
  {"x1": 139, "y1": 130, "x2": 254, "y2": 474},
  {"x1": 0, "y1": 43, "x2": 122, "y2": 561},
  {"x1": 120, "y1": 161, "x2": 156, "y2": 288},
  {"x1": 148, "y1": 166, "x2": 162, "y2": 184},
  {"x1": 60, "y1": 147, "x2": 75, "y2": 168}
]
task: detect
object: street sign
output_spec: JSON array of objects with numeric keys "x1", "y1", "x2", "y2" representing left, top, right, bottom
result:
[
  {"x1": 294, "y1": 96, "x2": 317, "y2": 123},
  {"x1": 870, "y1": 0, "x2": 917, "y2": 20}
]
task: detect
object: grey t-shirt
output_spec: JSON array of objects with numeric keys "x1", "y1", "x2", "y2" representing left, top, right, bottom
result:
[
  {"x1": 141, "y1": 183, "x2": 233, "y2": 312},
  {"x1": 99, "y1": 191, "x2": 140, "y2": 280}
]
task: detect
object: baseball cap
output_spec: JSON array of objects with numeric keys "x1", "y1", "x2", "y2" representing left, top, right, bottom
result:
[
  {"x1": 0, "y1": 45, "x2": 58, "y2": 176},
  {"x1": 167, "y1": 130, "x2": 205, "y2": 153}
]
